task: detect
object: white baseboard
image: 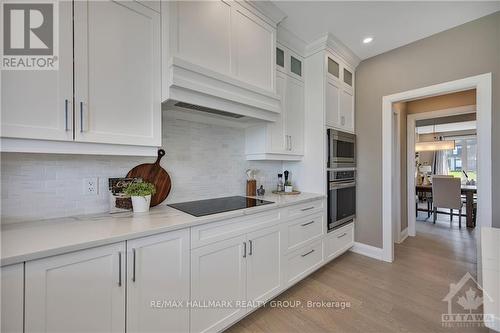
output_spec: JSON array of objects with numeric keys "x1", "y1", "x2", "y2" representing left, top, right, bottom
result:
[
  {"x1": 350, "y1": 242, "x2": 383, "y2": 261},
  {"x1": 399, "y1": 228, "x2": 409, "y2": 243}
]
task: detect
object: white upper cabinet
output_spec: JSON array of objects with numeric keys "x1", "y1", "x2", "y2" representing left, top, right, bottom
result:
[
  {"x1": 325, "y1": 53, "x2": 355, "y2": 133},
  {"x1": 127, "y1": 230, "x2": 189, "y2": 333},
  {"x1": 0, "y1": 1, "x2": 73, "y2": 142},
  {"x1": 25, "y1": 242, "x2": 126, "y2": 333},
  {"x1": 74, "y1": 0, "x2": 161, "y2": 146}
]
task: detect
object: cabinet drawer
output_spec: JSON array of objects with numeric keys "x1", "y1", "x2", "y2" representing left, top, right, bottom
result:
[
  {"x1": 282, "y1": 199, "x2": 325, "y2": 220},
  {"x1": 191, "y1": 210, "x2": 280, "y2": 249},
  {"x1": 324, "y1": 222, "x2": 354, "y2": 262},
  {"x1": 285, "y1": 240, "x2": 323, "y2": 286},
  {"x1": 286, "y1": 213, "x2": 324, "y2": 252}
]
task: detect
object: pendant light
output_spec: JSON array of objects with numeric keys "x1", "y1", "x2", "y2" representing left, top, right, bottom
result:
[{"x1": 415, "y1": 123, "x2": 455, "y2": 152}]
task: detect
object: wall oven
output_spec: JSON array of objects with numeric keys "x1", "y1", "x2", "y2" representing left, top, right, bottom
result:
[
  {"x1": 327, "y1": 129, "x2": 356, "y2": 168},
  {"x1": 327, "y1": 168, "x2": 356, "y2": 231}
]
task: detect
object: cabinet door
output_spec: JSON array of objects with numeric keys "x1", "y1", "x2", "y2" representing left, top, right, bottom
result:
[
  {"x1": 285, "y1": 76, "x2": 305, "y2": 154},
  {"x1": 340, "y1": 89, "x2": 354, "y2": 132},
  {"x1": 191, "y1": 235, "x2": 247, "y2": 333},
  {"x1": 268, "y1": 71, "x2": 286, "y2": 153},
  {"x1": 246, "y1": 225, "x2": 282, "y2": 304},
  {"x1": 25, "y1": 242, "x2": 126, "y2": 333},
  {"x1": 1, "y1": 264, "x2": 24, "y2": 333},
  {"x1": 325, "y1": 76, "x2": 341, "y2": 128},
  {"x1": 232, "y1": 3, "x2": 275, "y2": 90},
  {"x1": 174, "y1": 1, "x2": 232, "y2": 76},
  {"x1": 127, "y1": 230, "x2": 189, "y2": 333},
  {"x1": 1, "y1": 1, "x2": 73, "y2": 141},
  {"x1": 74, "y1": 1, "x2": 161, "y2": 146}
]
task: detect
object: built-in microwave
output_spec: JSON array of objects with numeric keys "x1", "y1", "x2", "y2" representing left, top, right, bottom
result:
[{"x1": 327, "y1": 129, "x2": 356, "y2": 168}]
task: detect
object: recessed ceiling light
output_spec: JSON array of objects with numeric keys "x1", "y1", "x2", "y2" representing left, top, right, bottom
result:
[{"x1": 363, "y1": 37, "x2": 374, "y2": 44}]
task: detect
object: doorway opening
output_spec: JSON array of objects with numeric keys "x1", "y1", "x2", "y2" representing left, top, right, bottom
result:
[{"x1": 381, "y1": 73, "x2": 492, "y2": 264}]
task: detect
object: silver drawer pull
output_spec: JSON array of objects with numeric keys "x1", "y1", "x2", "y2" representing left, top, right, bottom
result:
[
  {"x1": 64, "y1": 99, "x2": 69, "y2": 131},
  {"x1": 301, "y1": 221, "x2": 315, "y2": 227},
  {"x1": 337, "y1": 232, "x2": 347, "y2": 239},
  {"x1": 301, "y1": 249, "x2": 315, "y2": 257},
  {"x1": 301, "y1": 206, "x2": 314, "y2": 212},
  {"x1": 243, "y1": 242, "x2": 247, "y2": 258}
]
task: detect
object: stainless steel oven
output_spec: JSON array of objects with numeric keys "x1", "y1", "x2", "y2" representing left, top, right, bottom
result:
[
  {"x1": 328, "y1": 169, "x2": 356, "y2": 231},
  {"x1": 327, "y1": 129, "x2": 356, "y2": 168}
]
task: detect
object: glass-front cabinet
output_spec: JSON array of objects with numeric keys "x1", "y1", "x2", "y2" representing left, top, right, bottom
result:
[
  {"x1": 276, "y1": 44, "x2": 303, "y2": 81},
  {"x1": 325, "y1": 52, "x2": 355, "y2": 133}
]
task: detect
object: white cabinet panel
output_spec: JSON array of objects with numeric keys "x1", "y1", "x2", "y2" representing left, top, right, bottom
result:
[
  {"x1": 1, "y1": 1, "x2": 73, "y2": 141},
  {"x1": 233, "y1": 5, "x2": 274, "y2": 90},
  {"x1": 326, "y1": 77, "x2": 341, "y2": 128},
  {"x1": 246, "y1": 225, "x2": 282, "y2": 304},
  {"x1": 191, "y1": 235, "x2": 247, "y2": 333},
  {"x1": 285, "y1": 76, "x2": 305, "y2": 154},
  {"x1": 285, "y1": 240, "x2": 323, "y2": 287},
  {"x1": 25, "y1": 242, "x2": 126, "y2": 333},
  {"x1": 74, "y1": 0, "x2": 161, "y2": 146},
  {"x1": 285, "y1": 213, "x2": 324, "y2": 253},
  {"x1": 268, "y1": 72, "x2": 286, "y2": 152},
  {"x1": 1, "y1": 264, "x2": 23, "y2": 333},
  {"x1": 340, "y1": 89, "x2": 354, "y2": 133},
  {"x1": 127, "y1": 230, "x2": 189, "y2": 333},
  {"x1": 175, "y1": 1, "x2": 232, "y2": 76}
]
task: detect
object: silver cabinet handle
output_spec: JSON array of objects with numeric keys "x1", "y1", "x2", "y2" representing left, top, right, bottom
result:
[
  {"x1": 301, "y1": 206, "x2": 314, "y2": 212},
  {"x1": 249, "y1": 240, "x2": 253, "y2": 255},
  {"x1": 289, "y1": 136, "x2": 292, "y2": 151},
  {"x1": 132, "y1": 248, "x2": 136, "y2": 282},
  {"x1": 118, "y1": 252, "x2": 122, "y2": 287},
  {"x1": 243, "y1": 242, "x2": 247, "y2": 258},
  {"x1": 337, "y1": 232, "x2": 347, "y2": 239},
  {"x1": 64, "y1": 99, "x2": 69, "y2": 131},
  {"x1": 341, "y1": 116, "x2": 345, "y2": 126},
  {"x1": 301, "y1": 221, "x2": 315, "y2": 227},
  {"x1": 301, "y1": 249, "x2": 315, "y2": 257},
  {"x1": 79, "y1": 101, "x2": 84, "y2": 132}
]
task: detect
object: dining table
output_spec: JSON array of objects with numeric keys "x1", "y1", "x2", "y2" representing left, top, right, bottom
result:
[{"x1": 416, "y1": 184, "x2": 477, "y2": 228}]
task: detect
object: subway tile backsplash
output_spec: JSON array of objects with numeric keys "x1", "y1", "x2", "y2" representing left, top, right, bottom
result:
[{"x1": 1, "y1": 117, "x2": 283, "y2": 224}]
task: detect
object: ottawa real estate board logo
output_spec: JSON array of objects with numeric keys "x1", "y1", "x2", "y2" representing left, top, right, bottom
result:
[{"x1": 1, "y1": 0, "x2": 59, "y2": 70}]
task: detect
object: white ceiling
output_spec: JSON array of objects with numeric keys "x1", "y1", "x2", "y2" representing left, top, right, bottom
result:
[{"x1": 274, "y1": 1, "x2": 500, "y2": 60}]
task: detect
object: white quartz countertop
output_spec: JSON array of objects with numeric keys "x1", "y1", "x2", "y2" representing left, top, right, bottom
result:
[{"x1": 1, "y1": 192, "x2": 324, "y2": 266}]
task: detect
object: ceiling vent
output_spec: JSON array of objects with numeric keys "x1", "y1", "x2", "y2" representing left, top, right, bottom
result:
[{"x1": 173, "y1": 102, "x2": 245, "y2": 119}]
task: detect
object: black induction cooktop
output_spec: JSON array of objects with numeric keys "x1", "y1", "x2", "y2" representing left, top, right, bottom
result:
[{"x1": 168, "y1": 196, "x2": 274, "y2": 217}]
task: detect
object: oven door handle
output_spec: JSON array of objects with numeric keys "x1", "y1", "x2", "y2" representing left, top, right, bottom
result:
[{"x1": 329, "y1": 181, "x2": 356, "y2": 190}]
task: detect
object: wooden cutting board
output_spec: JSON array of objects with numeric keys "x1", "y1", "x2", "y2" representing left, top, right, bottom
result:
[{"x1": 126, "y1": 149, "x2": 171, "y2": 207}]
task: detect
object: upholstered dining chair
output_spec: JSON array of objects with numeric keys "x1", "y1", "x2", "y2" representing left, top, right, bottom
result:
[{"x1": 432, "y1": 176, "x2": 463, "y2": 228}]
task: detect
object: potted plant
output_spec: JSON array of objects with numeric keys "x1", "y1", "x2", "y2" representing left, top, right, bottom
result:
[
  {"x1": 124, "y1": 182, "x2": 156, "y2": 213},
  {"x1": 284, "y1": 180, "x2": 293, "y2": 193}
]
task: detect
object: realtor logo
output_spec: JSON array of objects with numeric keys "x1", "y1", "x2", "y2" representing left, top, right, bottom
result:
[
  {"x1": 441, "y1": 272, "x2": 495, "y2": 328},
  {"x1": 1, "y1": 1, "x2": 58, "y2": 70}
]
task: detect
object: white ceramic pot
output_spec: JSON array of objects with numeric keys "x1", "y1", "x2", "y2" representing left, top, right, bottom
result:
[
  {"x1": 284, "y1": 185, "x2": 293, "y2": 193},
  {"x1": 131, "y1": 195, "x2": 151, "y2": 213}
]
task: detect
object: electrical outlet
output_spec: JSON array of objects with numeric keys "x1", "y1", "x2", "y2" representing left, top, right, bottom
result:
[{"x1": 83, "y1": 177, "x2": 98, "y2": 195}]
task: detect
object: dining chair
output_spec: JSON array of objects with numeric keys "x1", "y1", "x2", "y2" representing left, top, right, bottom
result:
[{"x1": 432, "y1": 176, "x2": 463, "y2": 228}]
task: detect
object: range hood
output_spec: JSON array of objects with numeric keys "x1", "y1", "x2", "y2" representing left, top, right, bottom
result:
[{"x1": 162, "y1": 57, "x2": 281, "y2": 122}]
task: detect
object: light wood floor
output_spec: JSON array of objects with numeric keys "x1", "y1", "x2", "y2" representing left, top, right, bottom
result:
[{"x1": 227, "y1": 219, "x2": 487, "y2": 333}]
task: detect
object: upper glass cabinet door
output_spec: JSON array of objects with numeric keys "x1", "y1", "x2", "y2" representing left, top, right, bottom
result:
[
  {"x1": 290, "y1": 56, "x2": 302, "y2": 77},
  {"x1": 276, "y1": 47, "x2": 284, "y2": 68},
  {"x1": 343, "y1": 68, "x2": 353, "y2": 86},
  {"x1": 328, "y1": 57, "x2": 339, "y2": 78}
]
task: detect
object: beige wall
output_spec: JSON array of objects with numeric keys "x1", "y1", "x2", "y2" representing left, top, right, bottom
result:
[{"x1": 355, "y1": 11, "x2": 500, "y2": 247}]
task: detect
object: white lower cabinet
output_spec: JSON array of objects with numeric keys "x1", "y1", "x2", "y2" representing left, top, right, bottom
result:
[
  {"x1": 285, "y1": 240, "x2": 324, "y2": 287},
  {"x1": 191, "y1": 235, "x2": 248, "y2": 333},
  {"x1": 25, "y1": 242, "x2": 126, "y2": 333},
  {"x1": 191, "y1": 224, "x2": 283, "y2": 333},
  {"x1": 127, "y1": 229, "x2": 189, "y2": 333},
  {"x1": 1, "y1": 264, "x2": 24, "y2": 333},
  {"x1": 324, "y1": 222, "x2": 354, "y2": 262},
  {"x1": 246, "y1": 225, "x2": 282, "y2": 304}
]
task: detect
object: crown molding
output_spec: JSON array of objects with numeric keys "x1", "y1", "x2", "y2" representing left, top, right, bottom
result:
[
  {"x1": 277, "y1": 25, "x2": 307, "y2": 57},
  {"x1": 305, "y1": 33, "x2": 361, "y2": 68},
  {"x1": 244, "y1": 1, "x2": 287, "y2": 25}
]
